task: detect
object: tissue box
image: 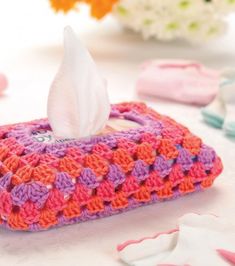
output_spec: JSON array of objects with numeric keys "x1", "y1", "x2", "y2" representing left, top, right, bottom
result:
[{"x1": 0, "y1": 102, "x2": 223, "y2": 231}]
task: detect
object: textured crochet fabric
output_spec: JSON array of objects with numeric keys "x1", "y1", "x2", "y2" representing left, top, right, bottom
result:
[{"x1": 0, "y1": 102, "x2": 223, "y2": 231}]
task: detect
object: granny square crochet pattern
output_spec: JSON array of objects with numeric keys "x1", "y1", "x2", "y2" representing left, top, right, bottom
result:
[{"x1": 0, "y1": 102, "x2": 223, "y2": 231}]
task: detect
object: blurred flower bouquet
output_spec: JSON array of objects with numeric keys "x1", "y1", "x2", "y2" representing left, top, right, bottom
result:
[{"x1": 50, "y1": 0, "x2": 235, "y2": 41}]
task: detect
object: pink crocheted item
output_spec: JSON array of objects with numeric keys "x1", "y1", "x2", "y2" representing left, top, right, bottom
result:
[
  {"x1": 136, "y1": 60, "x2": 220, "y2": 106},
  {"x1": 0, "y1": 102, "x2": 223, "y2": 231}
]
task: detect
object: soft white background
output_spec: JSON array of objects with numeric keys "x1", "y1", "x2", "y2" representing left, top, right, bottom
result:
[{"x1": 0, "y1": 1, "x2": 235, "y2": 265}]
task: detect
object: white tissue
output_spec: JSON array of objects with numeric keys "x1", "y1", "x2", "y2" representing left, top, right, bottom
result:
[{"x1": 47, "y1": 26, "x2": 110, "y2": 139}]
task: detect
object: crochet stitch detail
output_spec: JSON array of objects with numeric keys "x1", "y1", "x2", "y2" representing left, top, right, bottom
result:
[{"x1": 0, "y1": 102, "x2": 223, "y2": 231}]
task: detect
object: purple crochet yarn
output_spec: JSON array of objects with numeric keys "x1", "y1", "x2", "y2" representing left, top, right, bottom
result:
[
  {"x1": 154, "y1": 156, "x2": 172, "y2": 177},
  {"x1": 132, "y1": 160, "x2": 149, "y2": 181},
  {"x1": 79, "y1": 168, "x2": 99, "y2": 189},
  {"x1": 0, "y1": 173, "x2": 12, "y2": 189},
  {"x1": 0, "y1": 102, "x2": 223, "y2": 232},
  {"x1": 177, "y1": 148, "x2": 193, "y2": 171},
  {"x1": 198, "y1": 145, "x2": 216, "y2": 170},
  {"x1": 11, "y1": 183, "x2": 30, "y2": 206},
  {"x1": 124, "y1": 111, "x2": 147, "y2": 126},
  {"x1": 107, "y1": 164, "x2": 125, "y2": 187},
  {"x1": 28, "y1": 182, "x2": 49, "y2": 207},
  {"x1": 46, "y1": 144, "x2": 66, "y2": 157},
  {"x1": 55, "y1": 172, "x2": 75, "y2": 194},
  {"x1": 29, "y1": 223, "x2": 42, "y2": 231}
]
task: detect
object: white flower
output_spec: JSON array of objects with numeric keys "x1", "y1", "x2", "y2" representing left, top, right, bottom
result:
[
  {"x1": 183, "y1": 17, "x2": 227, "y2": 42},
  {"x1": 213, "y1": 0, "x2": 235, "y2": 14},
  {"x1": 113, "y1": 0, "x2": 235, "y2": 42}
]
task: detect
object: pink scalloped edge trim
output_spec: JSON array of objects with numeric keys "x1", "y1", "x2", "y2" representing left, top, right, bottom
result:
[{"x1": 117, "y1": 228, "x2": 178, "y2": 252}]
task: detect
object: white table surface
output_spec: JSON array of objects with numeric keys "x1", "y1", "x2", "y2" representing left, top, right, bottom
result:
[{"x1": 0, "y1": 1, "x2": 235, "y2": 266}]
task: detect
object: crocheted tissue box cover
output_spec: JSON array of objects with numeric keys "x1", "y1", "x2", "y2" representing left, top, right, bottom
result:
[{"x1": 0, "y1": 102, "x2": 223, "y2": 231}]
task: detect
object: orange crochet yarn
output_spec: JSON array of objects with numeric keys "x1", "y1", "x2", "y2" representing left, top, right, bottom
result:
[{"x1": 0, "y1": 102, "x2": 223, "y2": 231}]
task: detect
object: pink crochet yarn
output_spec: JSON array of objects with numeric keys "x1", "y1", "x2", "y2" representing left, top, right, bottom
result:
[
  {"x1": 0, "y1": 102, "x2": 223, "y2": 231},
  {"x1": 0, "y1": 73, "x2": 8, "y2": 95},
  {"x1": 136, "y1": 60, "x2": 220, "y2": 106}
]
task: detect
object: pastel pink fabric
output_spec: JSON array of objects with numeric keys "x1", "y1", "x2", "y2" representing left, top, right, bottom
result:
[
  {"x1": 0, "y1": 73, "x2": 8, "y2": 95},
  {"x1": 136, "y1": 60, "x2": 221, "y2": 106}
]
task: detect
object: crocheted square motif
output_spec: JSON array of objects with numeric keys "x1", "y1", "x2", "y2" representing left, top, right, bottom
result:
[{"x1": 0, "y1": 102, "x2": 223, "y2": 231}]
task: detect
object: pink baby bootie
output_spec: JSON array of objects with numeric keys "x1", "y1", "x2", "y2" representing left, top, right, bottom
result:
[{"x1": 136, "y1": 60, "x2": 221, "y2": 106}]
